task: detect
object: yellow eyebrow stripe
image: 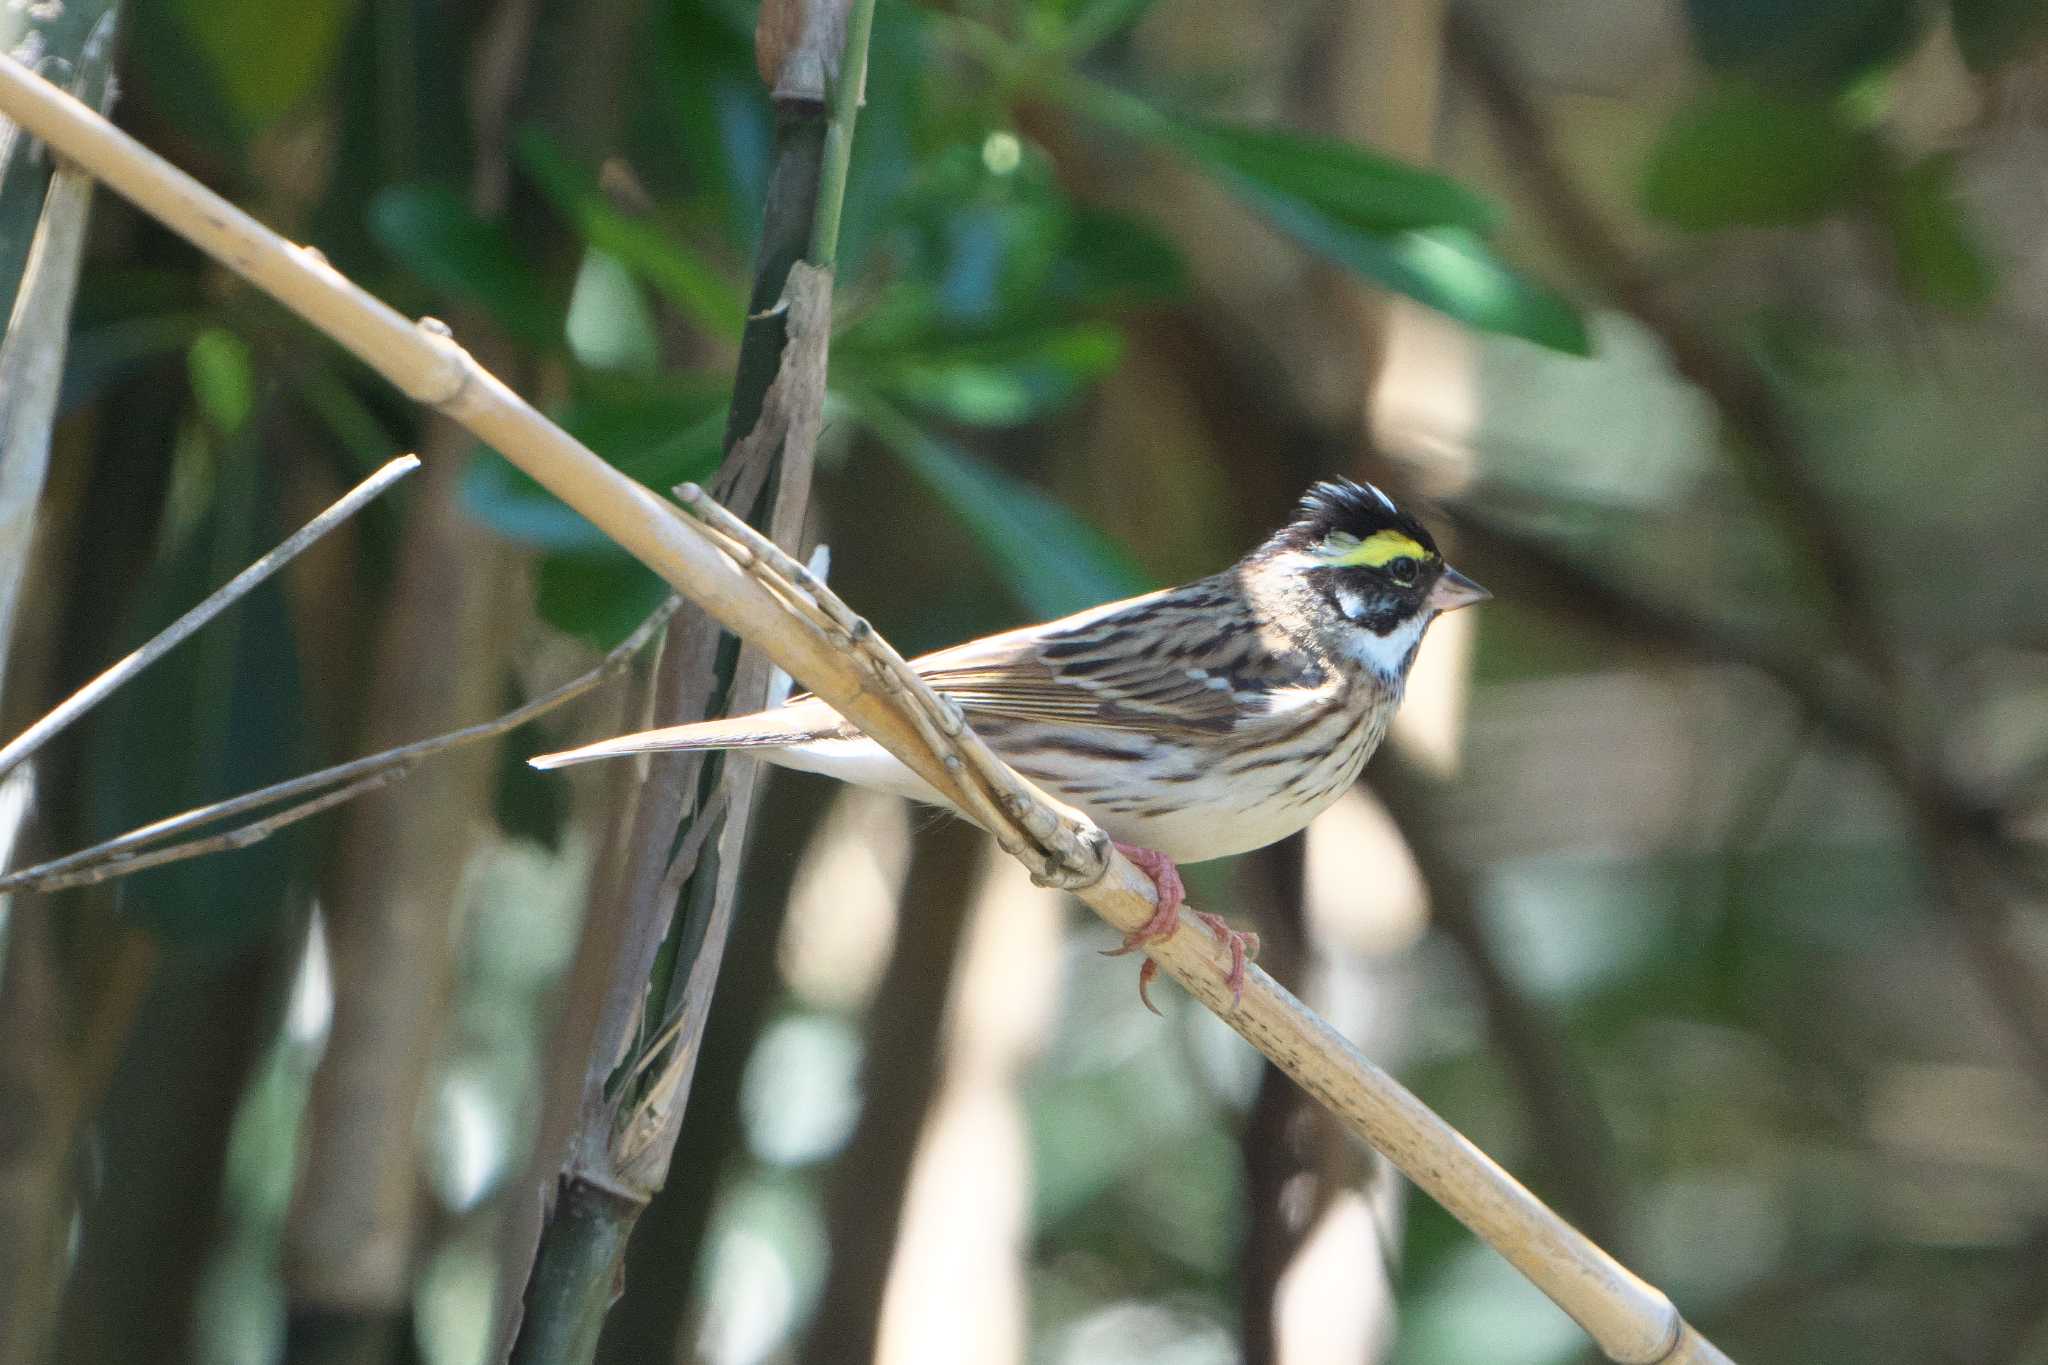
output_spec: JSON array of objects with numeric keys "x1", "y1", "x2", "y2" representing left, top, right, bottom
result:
[{"x1": 1320, "y1": 529, "x2": 1427, "y2": 569}]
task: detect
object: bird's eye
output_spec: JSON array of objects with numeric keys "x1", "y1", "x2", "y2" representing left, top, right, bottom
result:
[{"x1": 1386, "y1": 556, "x2": 1418, "y2": 585}]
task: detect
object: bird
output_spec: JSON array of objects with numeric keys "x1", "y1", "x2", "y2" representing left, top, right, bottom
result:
[{"x1": 532, "y1": 479, "x2": 1488, "y2": 1010}]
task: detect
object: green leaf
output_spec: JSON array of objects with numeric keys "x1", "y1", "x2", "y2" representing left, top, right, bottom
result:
[
  {"x1": 1158, "y1": 119, "x2": 1583, "y2": 350},
  {"x1": 1063, "y1": 207, "x2": 1187, "y2": 303},
  {"x1": 517, "y1": 131, "x2": 745, "y2": 339},
  {"x1": 1642, "y1": 84, "x2": 1872, "y2": 230},
  {"x1": 535, "y1": 550, "x2": 671, "y2": 649},
  {"x1": 1269, "y1": 216, "x2": 1590, "y2": 355},
  {"x1": 565, "y1": 248, "x2": 661, "y2": 372},
  {"x1": 1880, "y1": 154, "x2": 1995, "y2": 310},
  {"x1": 878, "y1": 324, "x2": 1126, "y2": 426},
  {"x1": 1950, "y1": 0, "x2": 2048, "y2": 71},
  {"x1": 856, "y1": 397, "x2": 1150, "y2": 618},
  {"x1": 1174, "y1": 120, "x2": 1500, "y2": 237},
  {"x1": 187, "y1": 328, "x2": 255, "y2": 435},
  {"x1": 1684, "y1": 0, "x2": 1922, "y2": 87},
  {"x1": 835, "y1": 0, "x2": 926, "y2": 277},
  {"x1": 1050, "y1": 0, "x2": 1168, "y2": 51},
  {"x1": 1006, "y1": 39, "x2": 1574, "y2": 345},
  {"x1": 368, "y1": 184, "x2": 559, "y2": 346},
  {"x1": 463, "y1": 382, "x2": 727, "y2": 550},
  {"x1": 171, "y1": 0, "x2": 360, "y2": 131},
  {"x1": 654, "y1": 0, "x2": 772, "y2": 243}
]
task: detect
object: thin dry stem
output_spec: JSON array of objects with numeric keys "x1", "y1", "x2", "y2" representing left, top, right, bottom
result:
[
  {"x1": 15, "y1": 770, "x2": 408, "y2": 893},
  {"x1": 0, "y1": 595, "x2": 678, "y2": 894},
  {"x1": 0, "y1": 454, "x2": 421, "y2": 784},
  {"x1": 0, "y1": 54, "x2": 1732, "y2": 1365}
]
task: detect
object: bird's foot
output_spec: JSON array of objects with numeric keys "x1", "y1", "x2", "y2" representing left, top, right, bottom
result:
[
  {"x1": 1101, "y1": 842, "x2": 1186, "y2": 950},
  {"x1": 1101, "y1": 842, "x2": 1259, "y2": 1013}
]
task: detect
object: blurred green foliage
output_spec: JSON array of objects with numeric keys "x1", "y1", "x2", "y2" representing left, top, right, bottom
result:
[{"x1": 1644, "y1": 0, "x2": 2011, "y2": 311}]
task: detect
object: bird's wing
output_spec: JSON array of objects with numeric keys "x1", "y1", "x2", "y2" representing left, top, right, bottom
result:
[
  {"x1": 532, "y1": 582, "x2": 1329, "y2": 768},
  {"x1": 907, "y1": 581, "x2": 1328, "y2": 737}
]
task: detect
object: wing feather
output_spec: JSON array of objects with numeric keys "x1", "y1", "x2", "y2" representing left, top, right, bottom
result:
[{"x1": 905, "y1": 578, "x2": 1328, "y2": 737}]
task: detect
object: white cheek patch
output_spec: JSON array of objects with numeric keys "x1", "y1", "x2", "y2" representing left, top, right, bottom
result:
[{"x1": 1335, "y1": 587, "x2": 1370, "y2": 622}]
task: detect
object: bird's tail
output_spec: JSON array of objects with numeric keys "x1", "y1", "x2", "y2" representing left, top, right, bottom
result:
[{"x1": 529, "y1": 712, "x2": 815, "y2": 770}]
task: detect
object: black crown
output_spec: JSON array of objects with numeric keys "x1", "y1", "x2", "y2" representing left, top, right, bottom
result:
[{"x1": 1280, "y1": 479, "x2": 1436, "y2": 554}]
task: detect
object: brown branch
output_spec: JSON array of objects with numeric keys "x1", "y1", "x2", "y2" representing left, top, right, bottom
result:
[
  {"x1": 599, "y1": 776, "x2": 832, "y2": 1362},
  {"x1": 16, "y1": 770, "x2": 405, "y2": 893},
  {"x1": 506, "y1": 10, "x2": 845, "y2": 1341}
]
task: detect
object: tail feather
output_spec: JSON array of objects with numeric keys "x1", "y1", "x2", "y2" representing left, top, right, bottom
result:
[{"x1": 529, "y1": 700, "x2": 839, "y2": 770}]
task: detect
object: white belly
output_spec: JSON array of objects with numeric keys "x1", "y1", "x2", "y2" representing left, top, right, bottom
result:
[{"x1": 765, "y1": 706, "x2": 1383, "y2": 865}]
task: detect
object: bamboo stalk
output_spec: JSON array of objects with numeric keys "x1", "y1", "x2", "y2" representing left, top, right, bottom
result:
[
  {"x1": 508, "y1": 1, "x2": 864, "y2": 1356},
  {"x1": 0, "y1": 51, "x2": 1735, "y2": 1365},
  {"x1": 0, "y1": 6, "x2": 119, "y2": 711}
]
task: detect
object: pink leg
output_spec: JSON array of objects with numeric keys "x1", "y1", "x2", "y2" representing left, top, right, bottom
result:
[
  {"x1": 1100, "y1": 842, "x2": 1185, "y2": 955},
  {"x1": 1102, "y1": 843, "x2": 1259, "y2": 1013}
]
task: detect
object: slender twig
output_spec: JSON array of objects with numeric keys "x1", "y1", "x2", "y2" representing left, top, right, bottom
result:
[
  {"x1": 0, "y1": 454, "x2": 421, "y2": 783},
  {"x1": 0, "y1": 595, "x2": 679, "y2": 893},
  {"x1": 0, "y1": 56, "x2": 1735, "y2": 1365},
  {"x1": 19, "y1": 769, "x2": 407, "y2": 893}
]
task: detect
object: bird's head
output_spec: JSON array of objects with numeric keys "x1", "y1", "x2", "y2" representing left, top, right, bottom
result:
[{"x1": 1257, "y1": 479, "x2": 1489, "y2": 679}]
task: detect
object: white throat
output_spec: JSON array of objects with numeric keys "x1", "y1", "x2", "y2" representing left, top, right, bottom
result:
[{"x1": 1342, "y1": 609, "x2": 1431, "y2": 685}]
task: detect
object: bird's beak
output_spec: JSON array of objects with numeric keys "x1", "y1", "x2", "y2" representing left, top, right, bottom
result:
[{"x1": 1426, "y1": 566, "x2": 1491, "y2": 612}]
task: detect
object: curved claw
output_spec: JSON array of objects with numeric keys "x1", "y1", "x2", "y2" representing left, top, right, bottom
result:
[
  {"x1": 1196, "y1": 912, "x2": 1259, "y2": 1009},
  {"x1": 1101, "y1": 842, "x2": 1186, "y2": 958}
]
